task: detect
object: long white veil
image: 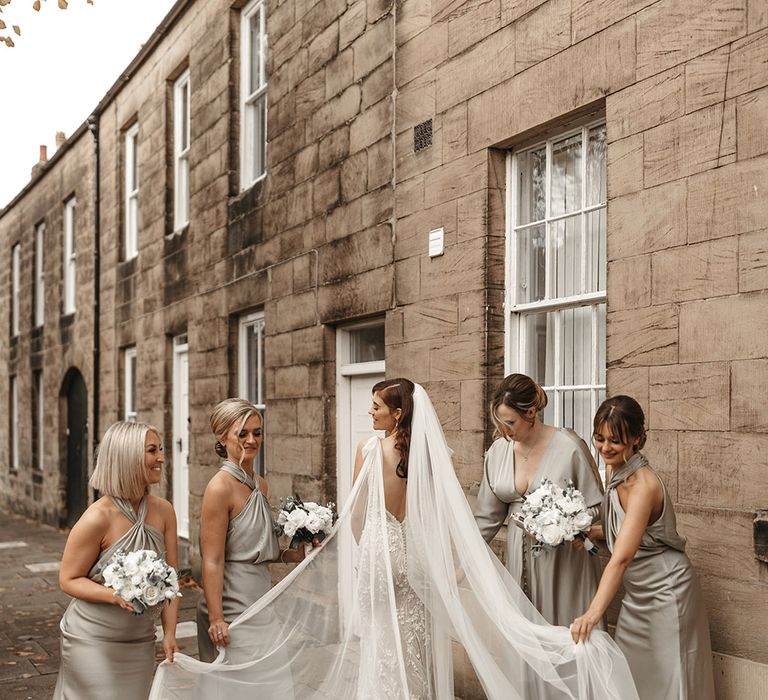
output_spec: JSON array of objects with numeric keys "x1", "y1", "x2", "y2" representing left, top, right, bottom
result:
[{"x1": 150, "y1": 384, "x2": 638, "y2": 699}]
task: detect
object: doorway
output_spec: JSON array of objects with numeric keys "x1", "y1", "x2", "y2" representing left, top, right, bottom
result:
[
  {"x1": 61, "y1": 368, "x2": 88, "y2": 528},
  {"x1": 173, "y1": 336, "x2": 190, "y2": 540}
]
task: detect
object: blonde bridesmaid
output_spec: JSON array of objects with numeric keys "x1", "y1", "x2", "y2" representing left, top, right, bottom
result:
[
  {"x1": 196, "y1": 398, "x2": 304, "y2": 663},
  {"x1": 54, "y1": 422, "x2": 179, "y2": 700},
  {"x1": 474, "y1": 373, "x2": 604, "y2": 627},
  {"x1": 571, "y1": 395, "x2": 715, "y2": 700}
]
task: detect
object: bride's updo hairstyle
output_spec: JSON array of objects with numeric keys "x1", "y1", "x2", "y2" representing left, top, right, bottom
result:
[
  {"x1": 593, "y1": 395, "x2": 647, "y2": 453},
  {"x1": 372, "y1": 378, "x2": 415, "y2": 480},
  {"x1": 490, "y1": 373, "x2": 548, "y2": 439},
  {"x1": 210, "y1": 398, "x2": 262, "y2": 464},
  {"x1": 89, "y1": 421, "x2": 158, "y2": 499}
]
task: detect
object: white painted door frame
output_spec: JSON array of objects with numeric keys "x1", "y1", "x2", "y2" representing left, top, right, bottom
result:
[{"x1": 172, "y1": 337, "x2": 190, "y2": 540}]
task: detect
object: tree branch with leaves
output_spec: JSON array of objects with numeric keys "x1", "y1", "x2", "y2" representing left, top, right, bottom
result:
[{"x1": 1, "y1": 0, "x2": 93, "y2": 47}]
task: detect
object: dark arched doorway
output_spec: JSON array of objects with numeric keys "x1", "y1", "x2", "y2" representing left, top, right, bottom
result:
[{"x1": 61, "y1": 368, "x2": 88, "y2": 528}]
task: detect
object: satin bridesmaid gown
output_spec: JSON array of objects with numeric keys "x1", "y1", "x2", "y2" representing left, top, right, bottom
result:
[
  {"x1": 605, "y1": 452, "x2": 715, "y2": 700},
  {"x1": 53, "y1": 496, "x2": 165, "y2": 700},
  {"x1": 196, "y1": 460, "x2": 280, "y2": 663}
]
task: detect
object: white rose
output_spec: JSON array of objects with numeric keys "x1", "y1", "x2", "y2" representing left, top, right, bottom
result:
[
  {"x1": 541, "y1": 524, "x2": 565, "y2": 546},
  {"x1": 303, "y1": 502, "x2": 319, "y2": 512},
  {"x1": 304, "y1": 512, "x2": 323, "y2": 533},
  {"x1": 164, "y1": 588, "x2": 179, "y2": 600},
  {"x1": 123, "y1": 552, "x2": 140, "y2": 576},
  {"x1": 283, "y1": 521, "x2": 298, "y2": 538},
  {"x1": 525, "y1": 491, "x2": 544, "y2": 509},
  {"x1": 560, "y1": 498, "x2": 582, "y2": 515},
  {"x1": 142, "y1": 585, "x2": 162, "y2": 607},
  {"x1": 277, "y1": 510, "x2": 288, "y2": 525},
  {"x1": 573, "y1": 511, "x2": 593, "y2": 531},
  {"x1": 287, "y1": 508, "x2": 307, "y2": 530}
]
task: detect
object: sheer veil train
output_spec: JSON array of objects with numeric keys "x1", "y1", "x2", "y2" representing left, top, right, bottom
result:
[{"x1": 150, "y1": 384, "x2": 638, "y2": 699}]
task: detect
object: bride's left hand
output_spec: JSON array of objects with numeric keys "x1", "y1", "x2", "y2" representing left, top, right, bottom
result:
[{"x1": 570, "y1": 611, "x2": 601, "y2": 643}]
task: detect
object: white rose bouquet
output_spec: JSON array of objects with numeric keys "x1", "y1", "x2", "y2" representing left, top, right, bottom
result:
[
  {"x1": 512, "y1": 479, "x2": 598, "y2": 558},
  {"x1": 102, "y1": 549, "x2": 182, "y2": 614},
  {"x1": 273, "y1": 495, "x2": 337, "y2": 550}
]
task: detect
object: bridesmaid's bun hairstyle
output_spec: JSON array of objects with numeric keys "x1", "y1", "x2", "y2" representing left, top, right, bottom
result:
[
  {"x1": 90, "y1": 421, "x2": 160, "y2": 499},
  {"x1": 210, "y1": 398, "x2": 263, "y2": 462},
  {"x1": 593, "y1": 395, "x2": 647, "y2": 452},
  {"x1": 371, "y1": 378, "x2": 415, "y2": 480},
  {"x1": 490, "y1": 373, "x2": 548, "y2": 439}
]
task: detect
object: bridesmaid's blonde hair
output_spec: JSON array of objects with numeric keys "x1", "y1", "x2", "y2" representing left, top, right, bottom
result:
[
  {"x1": 490, "y1": 373, "x2": 548, "y2": 439},
  {"x1": 210, "y1": 398, "x2": 263, "y2": 465},
  {"x1": 89, "y1": 421, "x2": 159, "y2": 499}
]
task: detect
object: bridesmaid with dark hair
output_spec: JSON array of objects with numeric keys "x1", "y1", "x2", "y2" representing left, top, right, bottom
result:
[
  {"x1": 473, "y1": 373, "x2": 604, "y2": 628},
  {"x1": 571, "y1": 395, "x2": 715, "y2": 700}
]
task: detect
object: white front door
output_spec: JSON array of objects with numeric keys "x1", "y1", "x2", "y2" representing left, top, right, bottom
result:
[{"x1": 173, "y1": 337, "x2": 190, "y2": 539}]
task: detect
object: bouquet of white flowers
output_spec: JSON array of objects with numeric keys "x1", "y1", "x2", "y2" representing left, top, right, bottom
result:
[
  {"x1": 102, "y1": 549, "x2": 182, "y2": 614},
  {"x1": 512, "y1": 478, "x2": 598, "y2": 558},
  {"x1": 273, "y1": 495, "x2": 337, "y2": 550}
]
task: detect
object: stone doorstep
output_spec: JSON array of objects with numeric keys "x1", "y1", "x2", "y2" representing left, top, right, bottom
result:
[
  {"x1": 155, "y1": 620, "x2": 197, "y2": 641},
  {"x1": 0, "y1": 542, "x2": 29, "y2": 550},
  {"x1": 23, "y1": 562, "x2": 60, "y2": 573}
]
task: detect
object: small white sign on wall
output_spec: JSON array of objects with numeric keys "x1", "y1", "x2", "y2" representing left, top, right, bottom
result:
[{"x1": 428, "y1": 227, "x2": 444, "y2": 257}]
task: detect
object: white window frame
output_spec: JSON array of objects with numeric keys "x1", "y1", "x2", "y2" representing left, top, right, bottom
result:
[
  {"x1": 63, "y1": 197, "x2": 77, "y2": 315},
  {"x1": 125, "y1": 123, "x2": 139, "y2": 260},
  {"x1": 10, "y1": 375, "x2": 19, "y2": 471},
  {"x1": 34, "y1": 223, "x2": 45, "y2": 327},
  {"x1": 11, "y1": 243, "x2": 20, "y2": 337},
  {"x1": 238, "y1": 311, "x2": 266, "y2": 475},
  {"x1": 34, "y1": 370, "x2": 44, "y2": 471},
  {"x1": 173, "y1": 70, "x2": 191, "y2": 232},
  {"x1": 240, "y1": 0, "x2": 268, "y2": 190},
  {"x1": 124, "y1": 346, "x2": 137, "y2": 422},
  {"x1": 505, "y1": 120, "x2": 607, "y2": 451}
]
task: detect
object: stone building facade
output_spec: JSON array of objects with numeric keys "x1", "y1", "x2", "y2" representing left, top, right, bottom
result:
[{"x1": 2, "y1": 0, "x2": 768, "y2": 696}]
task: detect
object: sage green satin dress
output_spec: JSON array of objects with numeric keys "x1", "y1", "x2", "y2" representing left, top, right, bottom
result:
[
  {"x1": 605, "y1": 453, "x2": 715, "y2": 700},
  {"x1": 196, "y1": 461, "x2": 280, "y2": 663},
  {"x1": 474, "y1": 428, "x2": 604, "y2": 627},
  {"x1": 53, "y1": 496, "x2": 165, "y2": 700}
]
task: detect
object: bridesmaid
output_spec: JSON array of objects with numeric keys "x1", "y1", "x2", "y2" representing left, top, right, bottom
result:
[
  {"x1": 571, "y1": 395, "x2": 715, "y2": 700},
  {"x1": 54, "y1": 421, "x2": 179, "y2": 700},
  {"x1": 473, "y1": 373, "x2": 604, "y2": 627},
  {"x1": 196, "y1": 398, "x2": 304, "y2": 663}
]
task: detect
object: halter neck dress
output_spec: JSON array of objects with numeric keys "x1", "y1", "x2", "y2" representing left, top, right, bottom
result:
[
  {"x1": 196, "y1": 461, "x2": 280, "y2": 663},
  {"x1": 53, "y1": 496, "x2": 165, "y2": 700},
  {"x1": 605, "y1": 453, "x2": 715, "y2": 700}
]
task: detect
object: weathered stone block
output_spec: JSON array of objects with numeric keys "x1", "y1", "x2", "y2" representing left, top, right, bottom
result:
[
  {"x1": 273, "y1": 365, "x2": 310, "y2": 399},
  {"x1": 606, "y1": 133, "x2": 643, "y2": 199},
  {"x1": 396, "y1": 71, "x2": 436, "y2": 133},
  {"x1": 737, "y1": 85, "x2": 768, "y2": 160},
  {"x1": 394, "y1": 256, "x2": 421, "y2": 305},
  {"x1": 738, "y1": 229, "x2": 768, "y2": 292},
  {"x1": 266, "y1": 435, "x2": 316, "y2": 475},
  {"x1": 607, "y1": 180, "x2": 687, "y2": 258},
  {"x1": 352, "y1": 15, "x2": 393, "y2": 80},
  {"x1": 362, "y1": 59, "x2": 394, "y2": 109},
  {"x1": 292, "y1": 325, "x2": 327, "y2": 365},
  {"x1": 571, "y1": 0, "x2": 656, "y2": 43},
  {"x1": 295, "y1": 70, "x2": 327, "y2": 121},
  {"x1": 360, "y1": 186, "x2": 394, "y2": 228},
  {"x1": 687, "y1": 155, "x2": 768, "y2": 242},
  {"x1": 309, "y1": 84, "x2": 361, "y2": 141},
  {"x1": 318, "y1": 225, "x2": 393, "y2": 284},
  {"x1": 395, "y1": 200, "x2": 457, "y2": 260},
  {"x1": 442, "y1": 102, "x2": 468, "y2": 162},
  {"x1": 500, "y1": 0, "x2": 547, "y2": 26},
  {"x1": 317, "y1": 265, "x2": 393, "y2": 324},
  {"x1": 651, "y1": 237, "x2": 738, "y2": 304},
  {"x1": 398, "y1": 23, "x2": 448, "y2": 85},
  {"x1": 340, "y1": 150, "x2": 368, "y2": 202},
  {"x1": 436, "y1": 23, "x2": 516, "y2": 112},
  {"x1": 749, "y1": 0, "x2": 768, "y2": 31},
  {"x1": 731, "y1": 359, "x2": 768, "y2": 431},
  {"x1": 515, "y1": 0, "x2": 571, "y2": 72},
  {"x1": 685, "y1": 46, "x2": 730, "y2": 113},
  {"x1": 649, "y1": 362, "x2": 729, "y2": 430},
  {"x1": 339, "y1": 0, "x2": 366, "y2": 49},
  {"x1": 447, "y1": 0, "x2": 501, "y2": 57},
  {"x1": 419, "y1": 244, "x2": 485, "y2": 300},
  {"x1": 606, "y1": 66, "x2": 684, "y2": 142},
  {"x1": 460, "y1": 378, "x2": 486, "y2": 432},
  {"x1": 458, "y1": 290, "x2": 484, "y2": 335},
  {"x1": 423, "y1": 150, "x2": 487, "y2": 208},
  {"x1": 308, "y1": 20, "x2": 339, "y2": 73},
  {"x1": 312, "y1": 166, "x2": 341, "y2": 214},
  {"x1": 644, "y1": 104, "x2": 727, "y2": 187},
  {"x1": 642, "y1": 429, "x2": 677, "y2": 499},
  {"x1": 368, "y1": 137, "x2": 393, "y2": 190},
  {"x1": 396, "y1": 174, "x2": 425, "y2": 217},
  {"x1": 268, "y1": 399, "x2": 298, "y2": 436},
  {"x1": 395, "y1": 124, "x2": 442, "y2": 184},
  {"x1": 468, "y1": 19, "x2": 636, "y2": 150},
  {"x1": 325, "y1": 49, "x2": 354, "y2": 99},
  {"x1": 302, "y1": 0, "x2": 347, "y2": 41},
  {"x1": 727, "y1": 27, "x2": 768, "y2": 98},
  {"x1": 430, "y1": 334, "x2": 484, "y2": 380},
  {"x1": 606, "y1": 305, "x2": 679, "y2": 367},
  {"x1": 636, "y1": 0, "x2": 746, "y2": 80},
  {"x1": 396, "y1": 0, "x2": 430, "y2": 45},
  {"x1": 349, "y1": 98, "x2": 393, "y2": 152},
  {"x1": 318, "y1": 127, "x2": 350, "y2": 170},
  {"x1": 606, "y1": 255, "x2": 651, "y2": 312},
  {"x1": 402, "y1": 297, "x2": 458, "y2": 342},
  {"x1": 273, "y1": 290, "x2": 318, "y2": 334}
]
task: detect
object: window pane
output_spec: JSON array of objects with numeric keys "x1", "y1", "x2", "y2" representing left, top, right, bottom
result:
[
  {"x1": 584, "y1": 209, "x2": 606, "y2": 294},
  {"x1": 596, "y1": 303, "x2": 606, "y2": 384},
  {"x1": 559, "y1": 306, "x2": 593, "y2": 387},
  {"x1": 516, "y1": 146, "x2": 546, "y2": 225},
  {"x1": 586, "y1": 124, "x2": 607, "y2": 207},
  {"x1": 551, "y1": 133, "x2": 582, "y2": 217},
  {"x1": 350, "y1": 325, "x2": 385, "y2": 363},
  {"x1": 558, "y1": 389, "x2": 593, "y2": 443},
  {"x1": 249, "y1": 11, "x2": 261, "y2": 95},
  {"x1": 130, "y1": 132, "x2": 138, "y2": 189},
  {"x1": 523, "y1": 311, "x2": 555, "y2": 387},
  {"x1": 553, "y1": 215, "x2": 581, "y2": 297},
  {"x1": 515, "y1": 224, "x2": 545, "y2": 303},
  {"x1": 249, "y1": 95, "x2": 267, "y2": 179},
  {"x1": 181, "y1": 82, "x2": 189, "y2": 150}
]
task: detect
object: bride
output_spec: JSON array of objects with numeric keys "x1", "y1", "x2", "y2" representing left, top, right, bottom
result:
[{"x1": 151, "y1": 379, "x2": 638, "y2": 699}]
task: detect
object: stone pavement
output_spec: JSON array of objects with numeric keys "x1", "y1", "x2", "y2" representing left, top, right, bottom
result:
[{"x1": 0, "y1": 507, "x2": 201, "y2": 700}]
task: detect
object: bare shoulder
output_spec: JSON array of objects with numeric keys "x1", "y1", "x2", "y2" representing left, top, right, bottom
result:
[
  {"x1": 147, "y1": 494, "x2": 176, "y2": 519},
  {"x1": 257, "y1": 475, "x2": 269, "y2": 497},
  {"x1": 70, "y1": 498, "x2": 111, "y2": 538},
  {"x1": 624, "y1": 467, "x2": 663, "y2": 502}
]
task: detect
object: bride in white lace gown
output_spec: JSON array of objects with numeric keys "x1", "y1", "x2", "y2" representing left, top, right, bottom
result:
[{"x1": 151, "y1": 379, "x2": 638, "y2": 700}]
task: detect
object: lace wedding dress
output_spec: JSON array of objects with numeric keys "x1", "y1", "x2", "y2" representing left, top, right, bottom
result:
[{"x1": 150, "y1": 385, "x2": 638, "y2": 700}]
